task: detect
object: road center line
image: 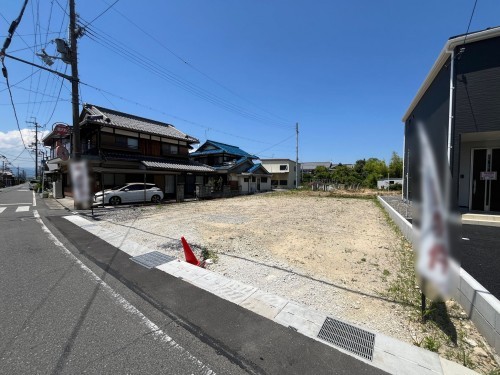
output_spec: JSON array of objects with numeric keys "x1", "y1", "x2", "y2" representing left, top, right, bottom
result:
[{"x1": 32, "y1": 210, "x2": 214, "y2": 375}]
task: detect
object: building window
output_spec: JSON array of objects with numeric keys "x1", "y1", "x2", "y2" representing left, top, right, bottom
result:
[
  {"x1": 243, "y1": 178, "x2": 249, "y2": 182},
  {"x1": 162, "y1": 143, "x2": 178, "y2": 155},
  {"x1": 261, "y1": 177, "x2": 268, "y2": 183},
  {"x1": 252, "y1": 176, "x2": 256, "y2": 182},
  {"x1": 279, "y1": 180, "x2": 287, "y2": 185},
  {"x1": 271, "y1": 180, "x2": 278, "y2": 185},
  {"x1": 279, "y1": 165, "x2": 288, "y2": 171},
  {"x1": 114, "y1": 135, "x2": 138, "y2": 149}
]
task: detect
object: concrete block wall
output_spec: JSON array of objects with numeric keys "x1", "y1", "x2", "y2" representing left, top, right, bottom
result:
[{"x1": 377, "y1": 196, "x2": 500, "y2": 355}]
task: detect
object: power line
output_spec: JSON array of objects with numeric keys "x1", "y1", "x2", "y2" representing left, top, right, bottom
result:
[
  {"x1": 463, "y1": 0, "x2": 479, "y2": 45},
  {"x1": 84, "y1": 27, "x2": 292, "y2": 129},
  {"x1": 254, "y1": 134, "x2": 295, "y2": 156},
  {"x1": 80, "y1": 81, "x2": 280, "y2": 145},
  {"x1": 82, "y1": 0, "x2": 120, "y2": 28},
  {"x1": 1, "y1": 61, "x2": 31, "y2": 157},
  {"x1": 103, "y1": 0, "x2": 291, "y2": 125}
]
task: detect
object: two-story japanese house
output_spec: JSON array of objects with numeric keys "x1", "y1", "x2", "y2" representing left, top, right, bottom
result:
[{"x1": 43, "y1": 104, "x2": 215, "y2": 200}]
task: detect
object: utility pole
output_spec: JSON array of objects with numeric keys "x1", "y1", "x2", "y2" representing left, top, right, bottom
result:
[
  {"x1": 26, "y1": 118, "x2": 41, "y2": 178},
  {"x1": 295, "y1": 122, "x2": 299, "y2": 189},
  {"x1": 69, "y1": 0, "x2": 81, "y2": 161}
]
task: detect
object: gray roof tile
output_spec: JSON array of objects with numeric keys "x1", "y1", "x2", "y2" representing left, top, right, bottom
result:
[{"x1": 82, "y1": 104, "x2": 199, "y2": 143}]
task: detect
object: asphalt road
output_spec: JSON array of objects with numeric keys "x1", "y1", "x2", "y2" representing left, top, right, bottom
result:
[
  {"x1": 0, "y1": 184, "x2": 243, "y2": 374},
  {"x1": 458, "y1": 225, "x2": 500, "y2": 300}
]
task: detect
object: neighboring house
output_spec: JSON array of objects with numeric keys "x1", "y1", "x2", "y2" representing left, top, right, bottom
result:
[
  {"x1": 301, "y1": 161, "x2": 334, "y2": 174},
  {"x1": 260, "y1": 159, "x2": 298, "y2": 189},
  {"x1": 0, "y1": 170, "x2": 14, "y2": 187},
  {"x1": 377, "y1": 178, "x2": 403, "y2": 190},
  {"x1": 402, "y1": 26, "x2": 500, "y2": 212},
  {"x1": 43, "y1": 104, "x2": 215, "y2": 200},
  {"x1": 190, "y1": 140, "x2": 271, "y2": 194}
]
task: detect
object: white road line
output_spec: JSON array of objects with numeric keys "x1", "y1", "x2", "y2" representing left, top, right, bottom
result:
[
  {"x1": 15, "y1": 206, "x2": 30, "y2": 212},
  {"x1": 33, "y1": 210, "x2": 214, "y2": 375},
  {"x1": 0, "y1": 207, "x2": 6, "y2": 214},
  {"x1": 32, "y1": 190, "x2": 36, "y2": 207},
  {"x1": 17, "y1": 189, "x2": 30, "y2": 192},
  {"x1": 0, "y1": 203, "x2": 33, "y2": 206}
]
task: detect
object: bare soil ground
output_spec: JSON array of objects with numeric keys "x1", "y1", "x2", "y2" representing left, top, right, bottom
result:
[{"x1": 94, "y1": 191, "x2": 499, "y2": 373}]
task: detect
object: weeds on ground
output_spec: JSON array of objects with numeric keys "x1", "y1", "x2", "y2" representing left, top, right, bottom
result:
[{"x1": 201, "y1": 247, "x2": 219, "y2": 263}]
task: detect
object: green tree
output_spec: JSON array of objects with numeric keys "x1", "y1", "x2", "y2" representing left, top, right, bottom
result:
[
  {"x1": 313, "y1": 166, "x2": 331, "y2": 180},
  {"x1": 363, "y1": 158, "x2": 388, "y2": 188},
  {"x1": 388, "y1": 151, "x2": 403, "y2": 178}
]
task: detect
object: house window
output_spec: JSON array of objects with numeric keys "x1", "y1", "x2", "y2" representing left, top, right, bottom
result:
[
  {"x1": 243, "y1": 178, "x2": 249, "y2": 182},
  {"x1": 279, "y1": 165, "x2": 288, "y2": 171},
  {"x1": 279, "y1": 180, "x2": 287, "y2": 185},
  {"x1": 162, "y1": 143, "x2": 178, "y2": 155},
  {"x1": 261, "y1": 177, "x2": 268, "y2": 183},
  {"x1": 252, "y1": 177, "x2": 256, "y2": 182},
  {"x1": 114, "y1": 135, "x2": 138, "y2": 149},
  {"x1": 271, "y1": 180, "x2": 278, "y2": 185}
]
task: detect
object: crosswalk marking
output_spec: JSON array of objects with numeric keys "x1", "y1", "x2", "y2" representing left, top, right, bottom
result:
[
  {"x1": 0, "y1": 207, "x2": 5, "y2": 214},
  {"x1": 15, "y1": 206, "x2": 30, "y2": 212}
]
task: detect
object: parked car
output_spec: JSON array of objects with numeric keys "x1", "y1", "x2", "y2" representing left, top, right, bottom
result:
[
  {"x1": 28, "y1": 180, "x2": 38, "y2": 190},
  {"x1": 94, "y1": 183, "x2": 164, "y2": 205}
]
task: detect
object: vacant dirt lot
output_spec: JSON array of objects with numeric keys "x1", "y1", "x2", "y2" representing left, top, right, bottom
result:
[{"x1": 94, "y1": 192, "x2": 498, "y2": 373}]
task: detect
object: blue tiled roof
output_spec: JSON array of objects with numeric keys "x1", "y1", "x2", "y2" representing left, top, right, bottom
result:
[{"x1": 191, "y1": 140, "x2": 256, "y2": 158}]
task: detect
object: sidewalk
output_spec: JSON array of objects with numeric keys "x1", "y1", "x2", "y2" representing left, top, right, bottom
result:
[{"x1": 43, "y1": 196, "x2": 477, "y2": 374}]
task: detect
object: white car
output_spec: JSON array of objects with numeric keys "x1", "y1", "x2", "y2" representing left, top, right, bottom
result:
[{"x1": 94, "y1": 183, "x2": 164, "y2": 205}]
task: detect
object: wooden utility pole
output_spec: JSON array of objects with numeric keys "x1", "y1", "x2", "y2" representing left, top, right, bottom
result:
[
  {"x1": 295, "y1": 122, "x2": 299, "y2": 188},
  {"x1": 69, "y1": 0, "x2": 80, "y2": 161}
]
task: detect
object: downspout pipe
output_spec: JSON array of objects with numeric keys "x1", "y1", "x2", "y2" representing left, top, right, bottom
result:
[{"x1": 446, "y1": 48, "x2": 455, "y2": 166}]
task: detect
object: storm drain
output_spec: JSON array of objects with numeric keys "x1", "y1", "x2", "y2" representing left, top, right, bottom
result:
[
  {"x1": 317, "y1": 317, "x2": 375, "y2": 361},
  {"x1": 130, "y1": 251, "x2": 176, "y2": 269}
]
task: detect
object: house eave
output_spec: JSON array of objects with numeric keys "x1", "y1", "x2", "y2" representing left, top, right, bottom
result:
[{"x1": 402, "y1": 27, "x2": 500, "y2": 123}]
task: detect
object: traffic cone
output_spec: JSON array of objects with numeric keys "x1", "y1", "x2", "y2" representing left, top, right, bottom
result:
[{"x1": 181, "y1": 237, "x2": 200, "y2": 266}]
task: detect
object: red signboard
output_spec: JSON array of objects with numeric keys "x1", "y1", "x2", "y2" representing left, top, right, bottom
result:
[{"x1": 53, "y1": 123, "x2": 70, "y2": 137}]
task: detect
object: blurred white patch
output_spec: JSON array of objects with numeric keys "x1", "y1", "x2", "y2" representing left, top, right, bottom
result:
[{"x1": 415, "y1": 123, "x2": 451, "y2": 299}]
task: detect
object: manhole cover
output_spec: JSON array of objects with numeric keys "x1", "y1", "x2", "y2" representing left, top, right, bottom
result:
[
  {"x1": 317, "y1": 317, "x2": 375, "y2": 361},
  {"x1": 130, "y1": 251, "x2": 175, "y2": 269}
]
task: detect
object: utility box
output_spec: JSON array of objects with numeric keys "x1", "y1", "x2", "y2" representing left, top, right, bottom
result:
[{"x1": 53, "y1": 180, "x2": 63, "y2": 199}]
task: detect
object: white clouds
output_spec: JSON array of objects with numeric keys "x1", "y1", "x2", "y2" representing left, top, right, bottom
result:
[{"x1": 0, "y1": 128, "x2": 49, "y2": 167}]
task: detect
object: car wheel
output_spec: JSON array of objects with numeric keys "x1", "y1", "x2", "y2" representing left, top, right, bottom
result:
[
  {"x1": 109, "y1": 196, "x2": 121, "y2": 205},
  {"x1": 151, "y1": 194, "x2": 161, "y2": 204}
]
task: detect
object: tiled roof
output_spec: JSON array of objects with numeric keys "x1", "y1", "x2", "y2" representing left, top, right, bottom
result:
[
  {"x1": 191, "y1": 140, "x2": 256, "y2": 158},
  {"x1": 246, "y1": 163, "x2": 270, "y2": 174},
  {"x1": 142, "y1": 160, "x2": 214, "y2": 173},
  {"x1": 301, "y1": 162, "x2": 333, "y2": 170},
  {"x1": 82, "y1": 104, "x2": 199, "y2": 143}
]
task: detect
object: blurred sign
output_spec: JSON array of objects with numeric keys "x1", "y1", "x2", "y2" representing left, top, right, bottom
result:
[
  {"x1": 70, "y1": 161, "x2": 91, "y2": 208},
  {"x1": 480, "y1": 171, "x2": 497, "y2": 180},
  {"x1": 56, "y1": 146, "x2": 69, "y2": 161},
  {"x1": 53, "y1": 123, "x2": 70, "y2": 137},
  {"x1": 416, "y1": 123, "x2": 451, "y2": 299}
]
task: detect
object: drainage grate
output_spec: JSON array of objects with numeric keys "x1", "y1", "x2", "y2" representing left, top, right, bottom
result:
[
  {"x1": 317, "y1": 317, "x2": 375, "y2": 361},
  {"x1": 130, "y1": 251, "x2": 176, "y2": 269}
]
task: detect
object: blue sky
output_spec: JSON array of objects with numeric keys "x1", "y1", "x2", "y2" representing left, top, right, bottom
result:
[{"x1": 1, "y1": 0, "x2": 500, "y2": 170}]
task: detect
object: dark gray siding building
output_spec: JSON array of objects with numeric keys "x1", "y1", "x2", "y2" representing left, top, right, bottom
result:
[{"x1": 403, "y1": 27, "x2": 500, "y2": 213}]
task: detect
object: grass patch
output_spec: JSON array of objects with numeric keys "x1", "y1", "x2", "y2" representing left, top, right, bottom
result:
[{"x1": 201, "y1": 247, "x2": 219, "y2": 263}]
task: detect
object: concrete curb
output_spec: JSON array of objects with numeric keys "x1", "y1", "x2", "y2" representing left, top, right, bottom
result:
[
  {"x1": 377, "y1": 196, "x2": 500, "y2": 357},
  {"x1": 62, "y1": 213, "x2": 477, "y2": 374}
]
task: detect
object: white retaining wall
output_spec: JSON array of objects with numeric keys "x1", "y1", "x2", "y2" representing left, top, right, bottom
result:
[{"x1": 377, "y1": 196, "x2": 500, "y2": 355}]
